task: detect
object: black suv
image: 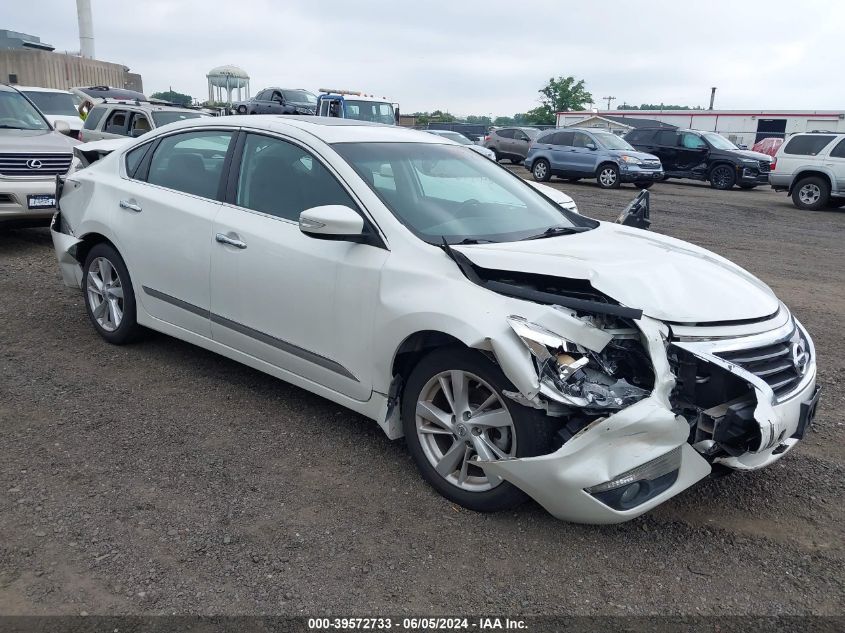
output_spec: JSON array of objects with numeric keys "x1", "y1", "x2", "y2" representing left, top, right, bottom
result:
[
  {"x1": 237, "y1": 88, "x2": 317, "y2": 115},
  {"x1": 625, "y1": 128, "x2": 772, "y2": 190}
]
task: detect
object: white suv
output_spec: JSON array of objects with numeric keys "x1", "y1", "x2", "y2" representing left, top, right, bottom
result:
[{"x1": 769, "y1": 132, "x2": 845, "y2": 210}]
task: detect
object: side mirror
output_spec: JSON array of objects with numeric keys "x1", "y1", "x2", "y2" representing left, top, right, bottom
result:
[
  {"x1": 299, "y1": 205, "x2": 367, "y2": 242},
  {"x1": 616, "y1": 190, "x2": 651, "y2": 230},
  {"x1": 586, "y1": 143, "x2": 597, "y2": 150},
  {"x1": 53, "y1": 120, "x2": 71, "y2": 135}
]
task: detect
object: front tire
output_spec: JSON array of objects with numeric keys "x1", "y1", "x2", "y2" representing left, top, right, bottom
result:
[
  {"x1": 83, "y1": 243, "x2": 141, "y2": 345},
  {"x1": 792, "y1": 176, "x2": 830, "y2": 210},
  {"x1": 237, "y1": 105, "x2": 247, "y2": 114},
  {"x1": 532, "y1": 159, "x2": 551, "y2": 182},
  {"x1": 402, "y1": 348, "x2": 554, "y2": 512},
  {"x1": 597, "y1": 164, "x2": 621, "y2": 189},
  {"x1": 709, "y1": 164, "x2": 736, "y2": 190}
]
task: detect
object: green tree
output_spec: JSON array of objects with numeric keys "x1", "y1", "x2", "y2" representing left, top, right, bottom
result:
[
  {"x1": 535, "y1": 76, "x2": 593, "y2": 121},
  {"x1": 150, "y1": 90, "x2": 194, "y2": 106},
  {"x1": 465, "y1": 115, "x2": 492, "y2": 125}
]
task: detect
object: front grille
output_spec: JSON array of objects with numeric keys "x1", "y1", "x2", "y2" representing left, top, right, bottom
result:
[
  {"x1": 758, "y1": 161, "x2": 771, "y2": 173},
  {"x1": 0, "y1": 153, "x2": 73, "y2": 177},
  {"x1": 716, "y1": 339, "x2": 801, "y2": 398},
  {"x1": 642, "y1": 160, "x2": 661, "y2": 169}
]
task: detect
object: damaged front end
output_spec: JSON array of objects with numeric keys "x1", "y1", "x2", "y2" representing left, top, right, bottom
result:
[{"x1": 432, "y1": 220, "x2": 816, "y2": 523}]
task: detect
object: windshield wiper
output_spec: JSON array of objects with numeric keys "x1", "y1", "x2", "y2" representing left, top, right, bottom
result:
[
  {"x1": 454, "y1": 237, "x2": 498, "y2": 245},
  {"x1": 0, "y1": 125, "x2": 29, "y2": 129},
  {"x1": 520, "y1": 226, "x2": 591, "y2": 241}
]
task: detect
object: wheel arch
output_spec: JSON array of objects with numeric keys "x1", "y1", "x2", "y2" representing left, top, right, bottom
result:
[
  {"x1": 708, "y1": 160, "x2": 736, "y2": 175},
  {"x1": 595, "y1": 160, "x2": 619, "y2": 175},
  {"x1": 75, "y1": 231, "x2": 119, "y2": 266},
  {"x1": 788, "y1": 170, "x2": 832, "y2": 195},
  {"x1": 391, "y1": 330, "x2": 470, "y2": 386}
]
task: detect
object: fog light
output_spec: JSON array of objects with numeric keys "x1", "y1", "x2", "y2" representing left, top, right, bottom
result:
[{"x1": 585, "y1": 447, "x2": 682, "y2": 510}]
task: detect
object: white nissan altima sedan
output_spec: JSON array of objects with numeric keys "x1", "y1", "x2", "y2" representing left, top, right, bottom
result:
[{"x1": 51, "y1": 116, "x2": 820, "y2": 524}]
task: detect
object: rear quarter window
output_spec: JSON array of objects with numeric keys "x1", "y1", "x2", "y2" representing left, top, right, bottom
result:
[
  {"x1": 783, "y1": 135, "x2": 836, "y2": 156},
  {"x1": 826, "y1": 138, "x2": 845, "y2": 159},
  {"x1": 84, "y1": 106, "x2": 107, "y2": 130}
]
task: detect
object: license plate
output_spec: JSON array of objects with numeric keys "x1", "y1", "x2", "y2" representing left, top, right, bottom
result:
[
  {"x1": 793, "y1": 386, "x2": 821, "y2": 440},
  {"x1": 27, "y1": 194, "x2": 56, "y2": 209}
]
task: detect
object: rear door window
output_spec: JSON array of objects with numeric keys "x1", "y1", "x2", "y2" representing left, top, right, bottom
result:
[
  {"x1": 830, "y1": 139, "x2": 845, "y2": 159},
  {"x1": 496, "y1": 129, "x2": 515, "y2": 139},
  {"x1": 555, "y1": 131, "x2": 575, "y2": 147},
  {"x1": 104, "y1": 109, "x2": 130, "y2": 135},
  {"x1": 83, "y1": 106, "x2": 107, "y2": 130},
  {"x1": 145, "y1": 130, "x2": 234, "y2": 199},
  {"x1": 783, "y1": 135, "x2": 836, "y2": 156},
  {"x1": 656, "y1": 130, "x2": 678, "y2": 146}
]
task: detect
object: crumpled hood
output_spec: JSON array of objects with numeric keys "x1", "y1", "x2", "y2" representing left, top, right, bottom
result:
[
  {"x1": 454, "y1": 222, "x2": 779, "y2": 323},
  {"x1": 733, "y1": 149, "x2": 772, "y2": 163},
  {"x1": 0, "y1": 129, "x2": 79, "y2": 152}
]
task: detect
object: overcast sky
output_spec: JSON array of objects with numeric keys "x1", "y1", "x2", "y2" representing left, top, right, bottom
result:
[{"x1": 7, "y1": 0, "x2": 844, "y2": 115}]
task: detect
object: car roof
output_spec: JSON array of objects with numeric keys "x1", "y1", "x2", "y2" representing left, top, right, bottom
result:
[
  {"x1": 93, "y1": 102, "x2": 203, "y2": 115},
  {"x1": 14, "y1": 85, "x2": 73, "y2": 94},
  {"x1": 147, "y1": 115, "x2": 444, "y2": 144}
]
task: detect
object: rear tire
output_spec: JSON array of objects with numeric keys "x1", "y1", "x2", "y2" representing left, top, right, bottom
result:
[
  {"x1": 709, "y1": 164, "x2": 736, "y2": 190},
  {"x1": 597, "y1": 164, "x2": 621, "y2": 189},
  {"x1": 237, "y1": 105, "x2": 247, "y2": 114},
  {"x1": 83, "y1": 243, "x2": 142, "y2": 345},
  {"x1": 792, "y1": 176, "x2": 830, "y2": 210},
  {"x1": 532, "y1": 159, "x2": 551, "y2": 182},
  {"x1": 402, "y1": 347, "x2": 555, "y2": 513}
]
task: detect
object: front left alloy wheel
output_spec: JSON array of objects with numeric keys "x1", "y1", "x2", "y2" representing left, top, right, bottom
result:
[
  {"x1": 83, "y1": 243, "x2": 141, "y2": 344},
  {"x1": 532, "y1": 159, "x2": 551, "y2": 182},
  {"x1": 402, "y1": 348, "x2": 554, "y2": 512},
  {"x1": 597, "y1": 164, "x2": 620, "y2": 189}
]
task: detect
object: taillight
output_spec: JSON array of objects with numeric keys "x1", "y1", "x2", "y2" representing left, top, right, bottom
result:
[
  {"x1": 484, "y1": 135, "x2": 490, "y2": 141},
  {"x1": 770, "y1": 159, "x2": 776, "y2": 171}
]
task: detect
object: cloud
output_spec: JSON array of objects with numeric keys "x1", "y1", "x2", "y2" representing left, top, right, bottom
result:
[{"x1": 5, "y1": 0, "x2": 844, "y2": 114}]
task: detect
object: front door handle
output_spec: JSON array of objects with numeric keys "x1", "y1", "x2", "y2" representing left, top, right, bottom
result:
[
  {"x1": 119, "y1": 199, "x2": 142, "y2": 212},
  {"x1": 215, "y1": 233, "x2": 247, "y2": 249}
]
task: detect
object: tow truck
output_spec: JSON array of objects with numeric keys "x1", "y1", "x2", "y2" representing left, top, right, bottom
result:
[{"x1": 315, "y1": 89, "x2": 399, "y2": 125}]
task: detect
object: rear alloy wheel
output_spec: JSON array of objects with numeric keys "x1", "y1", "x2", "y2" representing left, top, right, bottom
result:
[
  {"x1": 792, "y1": 176, "x2": 830, "y2": 211},
  {"x1": 597, "y1": 164, "x2": 620, "y2": 189},
  {"x1": 709, "y1": 165, "x2": 737, "y2": 190},
  {"x1": 237, "y1": 105, "x2": 247, "y2": 114},
  {"x1": 402, "y1": 348, "x2": 553, "y2": 512},
  {"x1": 83, "y1": 243, "x2": 141, "y2": 345},
  {"x1": 532, "y1": 159, "x2": 551, "y2": 182}
]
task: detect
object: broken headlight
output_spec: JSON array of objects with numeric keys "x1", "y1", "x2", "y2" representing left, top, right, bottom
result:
[{"x1": 507, "y1": 316, "x2": 653, "y2": 410}]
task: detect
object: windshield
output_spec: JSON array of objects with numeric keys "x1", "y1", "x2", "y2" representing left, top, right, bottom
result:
[
  {"x1": 344, "y1": 100, "x2": 395, "y2": 125},
  {"x1": 433, "y1": 131, "x2": 472, "y2": 145},
  {"x1": 151, "y1": 111, "x2": 206, "y2": 126},
  {"x1": 702, "y1": 132, "x2": 738, "y2": 150},
  {"x1": 0, "y1": 90, "x2": 50, "y2": 130},
  {"x1": 282, "y1": 90, "x2": 317, "y2": 104},
  {"x1": 22, "y1": 91, "x2": 79, "y2": 117},
  {"x1": 334, "y1": 142, "x2": 592, "y2": 244},
  {"x1": 594, "y1": 132, "x2": 634, "y2": 150}
]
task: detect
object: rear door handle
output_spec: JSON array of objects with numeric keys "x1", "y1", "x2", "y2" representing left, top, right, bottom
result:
[
  {"x1": 215, "y1": 233, "x2": 247, "y2": 249},
  {"x1": 119, "y1": 199, "x2": 142, "y2": 212}
]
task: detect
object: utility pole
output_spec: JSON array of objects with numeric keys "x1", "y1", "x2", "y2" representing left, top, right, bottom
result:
[
  {"x1": 709, "y1": 87, "x2": 717, "y2": 110},
  {"x1": 603, "y1": 96, "x2": 616, "y2": 111}
]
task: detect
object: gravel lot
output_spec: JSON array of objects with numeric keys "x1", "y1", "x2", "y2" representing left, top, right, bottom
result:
[{"x1": 1, "y1": 174, "x2": 843, "y2": 617}]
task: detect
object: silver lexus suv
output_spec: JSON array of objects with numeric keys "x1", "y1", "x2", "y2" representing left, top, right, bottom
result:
[{"x1": 0, "y1": 84, "x2": 79, "y2": 228}]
